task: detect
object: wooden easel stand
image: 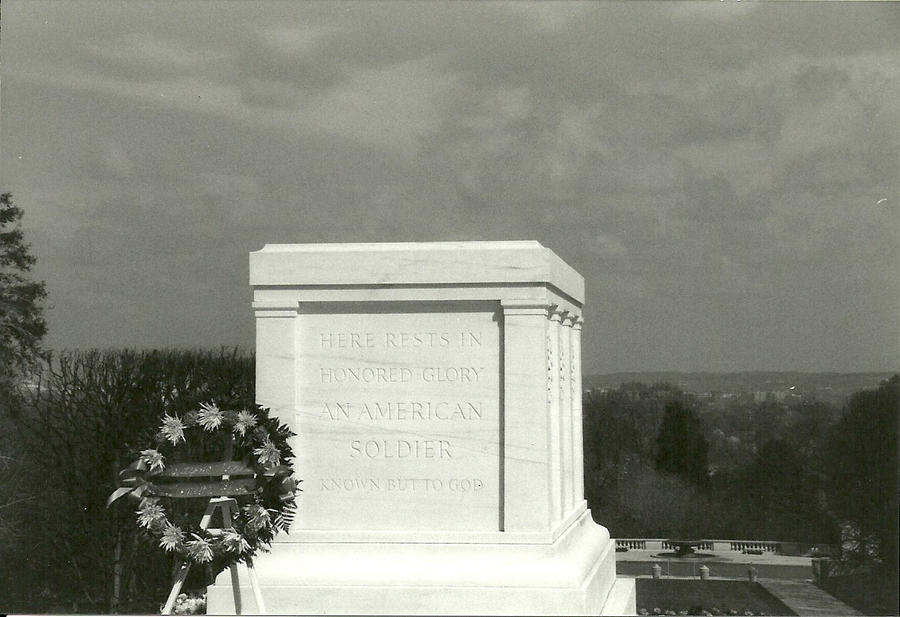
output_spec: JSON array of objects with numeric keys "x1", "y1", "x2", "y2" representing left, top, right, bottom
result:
[{"x1": 161, "y1": 497, "x2": 266, "y2": 615}]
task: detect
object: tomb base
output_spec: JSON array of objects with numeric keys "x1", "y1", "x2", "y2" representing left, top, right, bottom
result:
[{"x1": 208, "y1": 509, "x2": 628, "y2": 615}]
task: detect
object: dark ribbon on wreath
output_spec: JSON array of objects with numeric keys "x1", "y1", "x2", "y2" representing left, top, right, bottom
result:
[
  {"x1": 266, "y1": 466, "x2": 298, "y2": 503},
  {"x1": 107, "y1": 458, "x2": 155, "y2": 506},
  {"x1": 106, "y1": 459, "x2": 297, "y2": 507}
]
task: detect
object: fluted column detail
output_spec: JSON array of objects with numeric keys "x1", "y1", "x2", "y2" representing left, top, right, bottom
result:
[
  {"x1": 571, "y1": 316, "x2": 585, "y2": 504},
  {"x1": 559, "y1": 312, "x2": 575, "y2": 513},
  {"x1": 546, "y1": 307, "x2": 563, "y2": 523}
]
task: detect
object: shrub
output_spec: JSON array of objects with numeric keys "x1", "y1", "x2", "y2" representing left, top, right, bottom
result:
[{"x1": 0, "y1": 348, "x2": 253, "y2": 614}]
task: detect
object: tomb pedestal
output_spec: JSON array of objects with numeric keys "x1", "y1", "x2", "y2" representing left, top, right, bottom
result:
[{"x1": 208, "y1": 241, "x2": 634, "y2": 615}]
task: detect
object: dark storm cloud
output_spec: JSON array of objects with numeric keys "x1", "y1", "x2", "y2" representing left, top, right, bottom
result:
[{"x1": 2, "y1": 1, "x2": 897, "y2": 371}]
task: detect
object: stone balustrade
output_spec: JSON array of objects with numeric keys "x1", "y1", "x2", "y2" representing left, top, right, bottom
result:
[
  {"x1": 729, "y1": 540, "x2": 779, "y2": 553},
  {"x1": 614, "y1": 538, "x2": 836, "y2": 556}
]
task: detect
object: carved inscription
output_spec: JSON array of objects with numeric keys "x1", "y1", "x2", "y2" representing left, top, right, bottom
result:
[
  {"x1": 319, "y1": 330, "x2": 483, "y2": 349},
  {"x1": 319, "y1": 366, "x2": 485, "y2": 384},
  {"x1": 321, "y1": 401, "x2": 483, "y2": 421},
  {"x1": 349, "y1": 439, "x2": 452, "y2": 459},
  {"x1": 298, "y1": 308, "x2": 500, "y2": 531},
  {"x1": 320, "y1": 478, "x2": 484, "y2": 492},
  {"x1": 316, "y1": 329, "x2": 485, "y2": 461}
]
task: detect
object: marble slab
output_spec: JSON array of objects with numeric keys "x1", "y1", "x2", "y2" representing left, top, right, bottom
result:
[{"x1": 207, "y1": 241, "x2": 631, "y2": 615}]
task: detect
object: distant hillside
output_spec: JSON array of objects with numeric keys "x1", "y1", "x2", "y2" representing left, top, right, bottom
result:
[{"x1": 583, "y1": 371, "x2": 896, "y2": 406}]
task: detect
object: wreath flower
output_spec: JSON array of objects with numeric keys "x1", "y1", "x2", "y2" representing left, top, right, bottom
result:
[
  {"x1": 186, "y1": 535, "x2": 214, "y2": 564},
  {"x1": 160, "y1": 414, "x2": 187, "y2": 445},
  {"x1": 159, "y1": 524, "x2": 186, "y2": 552},
  {"x1": 140, "y1": 449, "x2": 166, "y2": 472},
  {"x1": 137, "y1": 500, "x2": 167, "y2": 529},
  {"x1": 197, "y1": 402, "x2": 224, "y2": 431},
  {"x1": 233, "y1": 410, "x2": 258, "y2": 436},
  {"x1": 244, "y1": 504, "x2": 272, "y2": 532},
  {"x1": 109, "y1": 402, "x2": 297, "y2": 571},
  {"x1": 253, "y1": 437, "x2": 281, "y2": 467},
  {"x1": 222, "y1": 529, "x2": 251, "y2": 554}
]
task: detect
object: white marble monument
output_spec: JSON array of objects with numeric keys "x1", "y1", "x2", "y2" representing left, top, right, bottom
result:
[{"x1": 208, "y1": 241, "x2": 635, "y2": 615}]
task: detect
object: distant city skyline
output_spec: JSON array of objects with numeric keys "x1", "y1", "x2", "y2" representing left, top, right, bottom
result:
[
  {"x1": 583, "y1": 370, "x2": 895, "y2": 406},
  {"x1": 2, "y1": 1, "x2": 898, "y2": 373}
]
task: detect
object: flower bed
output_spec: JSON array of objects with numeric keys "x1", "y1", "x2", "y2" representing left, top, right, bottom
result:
[{"x1": 636, "y1": 580, "x2": 796, "y2": 616}]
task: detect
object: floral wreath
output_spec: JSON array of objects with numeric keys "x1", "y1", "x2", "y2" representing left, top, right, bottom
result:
[{"x1": 108, "y1": 402, "x2": 297, "y2": 571}]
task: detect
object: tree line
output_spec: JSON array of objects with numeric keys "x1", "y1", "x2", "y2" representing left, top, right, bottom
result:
[{"x1": 582, "y1": 376, "x2": 898, "y2": 577}]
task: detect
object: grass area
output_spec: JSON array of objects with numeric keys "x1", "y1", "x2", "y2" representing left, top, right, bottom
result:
[
  {"x1": 636, "y1": 580, "x2": 796, "y2": 616},
  {"x1": 823, "y1": 570, "x2": 899, "y2": 616}
]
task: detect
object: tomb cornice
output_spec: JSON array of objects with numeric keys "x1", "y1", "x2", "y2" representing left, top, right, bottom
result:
[
  {"x1": 250, "y1": 241, "x2": 584, "y2": 305},
  {"x1": 499, "y1": 299, "x2": 554, "y2": 316},
  {"x1": 250, "y1": 299, "x2": 299, "y2": 317}
]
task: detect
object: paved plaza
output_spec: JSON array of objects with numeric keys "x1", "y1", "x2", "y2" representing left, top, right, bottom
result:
[{"x1": 617, "y1": 549, "x2": 863, "y2": 615}]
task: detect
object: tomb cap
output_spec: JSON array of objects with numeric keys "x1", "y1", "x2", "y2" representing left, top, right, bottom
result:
[{"x1": 250, "y1": 241, "x2": 583, "y2": 304}]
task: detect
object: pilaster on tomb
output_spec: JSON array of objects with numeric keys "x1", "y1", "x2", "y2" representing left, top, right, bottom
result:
[
  {"x1": 570, "y1": 314, "x2": 585, "y2": 504},
  {"x1": 545, "y1": 306, "x2": 564, "y2": 523},
  {"x1": 499, "y1": 299, "x2": 555, "y2": 532},
  {"x1": 557, "y1": 310, "x2": 575, "y2": 514}
]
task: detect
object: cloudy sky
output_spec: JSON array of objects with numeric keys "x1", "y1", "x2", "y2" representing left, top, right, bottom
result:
[{"x1": 2, "y1": 1, "x2": 898, "y2": 373}]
